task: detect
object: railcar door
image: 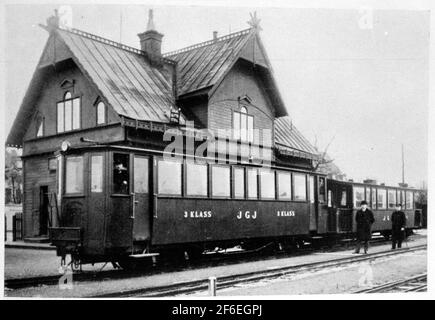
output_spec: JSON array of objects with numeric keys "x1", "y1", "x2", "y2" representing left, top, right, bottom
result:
[
  {"x1": 132, "y1": 155, "x2": 151, "y2": 242},
  {"x1": 87, "y1": 153, "x2": 106, "y2": 254}
]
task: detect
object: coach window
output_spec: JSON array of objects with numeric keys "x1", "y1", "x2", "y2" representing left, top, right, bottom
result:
[
  {"x1": 259, "y1": 169, "x2": 275, "y2": 199},
  {"x1": 91, "y1": 155, "x2": 103, "y2": 193},
  {"x1": 65, "y1": 156, "x2": 84, "y2": 194},
  {"x1": 113, "y1": 153, "x2": 129, "y2": 194},
  {"x1": 371, "y1": 188, "x2": 377, "y2": 209},
  {"x1": 247, "y1": 168, "x2": 258, "y2": 199},
  {"x1": 400, "y1": 190, "x2": 405, "y2": 206},
  {"x1": 212, "y1": 166, "x2": 230, "y2": 197},
  {"x1": 158, "y1": 160, "x2": 182, "y2": 196},
  {"x1": 388, "y1": 189, "x2": 396, "y2": 209},
  {"x1": 277, "y1": 171, "x2": 291, "y2": 200},
  {"x1": 353, "y1": 186, "x2": 364, "y2": 208},
  {"x1": 377, "y1": 188, "x2": 387, "y2": 209},
  {"x1": 233, "y1": 167, "x2": 245, "y2": 199},
  {"x1": 340, "y1": 190, "x2": 347, "y2": 206},
  {"x1": 186, "y1": 162, "x2": 208, "y2": 197},
  {"x1": 293, "y1": 173, "x2": 307, "y2": 201},
  {"x1": 406, "y1": 191, "x2": 413, "y2": 210}
]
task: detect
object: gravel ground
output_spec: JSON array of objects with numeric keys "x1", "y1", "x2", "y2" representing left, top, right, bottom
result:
[{"x1": 4, "y1": 230, "x2": 427, "y2": 298}]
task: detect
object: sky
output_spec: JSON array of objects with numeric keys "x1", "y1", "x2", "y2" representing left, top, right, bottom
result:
[{"x1": 2, "y1": 2, "x2": 430, "y2": 188}]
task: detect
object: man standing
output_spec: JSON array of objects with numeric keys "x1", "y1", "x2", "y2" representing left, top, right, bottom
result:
[
  {"x1": 391, "y1": 203, "x2": 406, "y2": 249},
  {"x1": 354, "y1": 200, "x2": 375, "y2": 254}
]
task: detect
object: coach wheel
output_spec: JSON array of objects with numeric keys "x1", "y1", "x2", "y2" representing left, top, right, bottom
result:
[
  {"x1": 186, "y1": 247, "x2": 204, "y2": 260},
  {"x1": 118, "y1": 257, "x2": 152, "y2": 271}
]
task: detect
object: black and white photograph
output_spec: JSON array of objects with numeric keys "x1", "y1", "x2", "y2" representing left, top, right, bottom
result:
[{"x1": 0, "y1": 0, "x2": 432, "y2": 302}]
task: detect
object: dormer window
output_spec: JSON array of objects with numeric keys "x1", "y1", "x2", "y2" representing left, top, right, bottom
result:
[
  {"x1": 233, "y1": 106, "x2": 253, "y2": 143},
  {"x1": 57, "y1": 91, "x2": 81, "y2": 133},
  {"x1": 96, "y1": 101, "x2": 106, "y2": 125}
]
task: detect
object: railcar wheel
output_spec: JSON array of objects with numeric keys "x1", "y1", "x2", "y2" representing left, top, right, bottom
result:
[{"x1": 117, "y1": 258, "x2": 152, "y2": 271}]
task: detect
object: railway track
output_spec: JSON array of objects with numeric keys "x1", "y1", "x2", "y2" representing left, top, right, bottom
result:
[
  {"x1": 91, "y1": 244, "x2": 427, "y2": 298},
  {"x1": 354, "y1": 273, "x2": 427, "y2": 293},
  {"x1": 3, "y1": 236, "x2": 422, "y2": 291}
]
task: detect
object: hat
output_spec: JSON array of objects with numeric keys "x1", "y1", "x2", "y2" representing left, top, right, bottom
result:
[{"x1": 361, "y1": 200, "x2": 368, "y2": 205}]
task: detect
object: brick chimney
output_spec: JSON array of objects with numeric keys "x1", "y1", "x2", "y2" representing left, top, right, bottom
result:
[{"x1": 138, "y1": 9, "x2": 163, "y2": 66}]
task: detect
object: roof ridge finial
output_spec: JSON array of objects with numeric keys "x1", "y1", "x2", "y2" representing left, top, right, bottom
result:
[
  {"x1": 247, "y1": 11, "x2": 262, "y2": 32},
  {"x1": 147, "y1": 9, "x2": 156, "y2": 31}
]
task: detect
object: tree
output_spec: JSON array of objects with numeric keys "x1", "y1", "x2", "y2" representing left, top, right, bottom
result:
[{"x1": 5, "y1": 148, "x2": 23, "y2": 204}]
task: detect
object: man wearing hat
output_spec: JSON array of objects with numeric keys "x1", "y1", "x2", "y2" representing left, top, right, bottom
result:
[
  {"x1": 391, "y1": 203, "x2": 406, "y2": 249},
  {"x1": 354, "y1": 200, "x2": 375, "y2": 254}
]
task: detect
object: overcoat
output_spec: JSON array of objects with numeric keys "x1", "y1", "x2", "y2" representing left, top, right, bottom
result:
[
  {"x1": 391, "y1": 210, "x2": 406, "y2": 239},
  {"x1": 355, "y1": 209, "x2": 375, "y2": 241}
]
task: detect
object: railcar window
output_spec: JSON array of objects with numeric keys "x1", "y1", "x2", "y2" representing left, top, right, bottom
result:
[
  {"x1": 377, "y1": 189, "x2": 387, "y2": 209},
  {"x1": 65, "y1": 156, "x2": 84, "y2": 194},
  {"x1": 260, "y1": 169, "x2": 275, "y2": 199},
  {"x1": 134, "y1": 157, "x2": 148, "y2": 194},
  {"x1": 234, "y1": 168, "x2": 245, "y2": 199},
  {"x1": 388, "y1": 189, "x2": 396, "y2": 209},
  {"x1": 340, "y1": 190, "x2": 347, "y2": 206},
  {"x1": 400, "y1": 190, "x2": 405, "y2": 206},
  {"x1": 212, "y1": 166, "x2": 230, "y2": 197},
  {"x1": 247, "y1": 168, "x2": 258, "y2": 199},
  {"x1": 353, "y1": 187, "x2": 364, "y2": 207},
  {"x1": 91, "y1": 155, "x2": 103, "y2": 193},
  {"x1": 113, "y1": 153, "x2": 129, "y2": 194},
  {"x1": 406, "y1": 191, "x2": 413, "y2": 209},
  {"x1": 158, "y1": 160, "x2": 182, "y2": 195},
  {"x1": 372, "y1": 189, "x2": 377, "y2": 209},
  {"x1": 293, "y1": 173, "x2": 307, "y2": 201},
  {"x1": 186, "y1": 162, "x2": 208, "y2": 196},
  {"x1": 319, "y1": 177, "x2": 326, "y2": 202},
  {"x1": 309, "y1": 176, "x2": 315, "y2": 204},
  {"x1": 365, "y1": 188, "x2": 371, "y2": 207},
  {"x1": 278, "y1": 172, "x2": 291, "y2": 200}
]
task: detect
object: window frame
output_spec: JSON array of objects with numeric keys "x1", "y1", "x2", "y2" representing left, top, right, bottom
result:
[
  {"x1": 133, "y1": 155, "x2": 149, "y2": 194},
  {"x1": 247, "y1": 168, "x2": 259, "y2": 199},
  {"x1": 112, "y1": 152, "x2": 131, "y2": 196},
  {"x1": 64, "y1": 155, "x2": 85, "y2": 196},
  {"x1": 185, "y1": 161, "x2": 208, "y2": 198},
  {"x1": 232, "y1": 166, "x2": 246, "y2": 199},
  {"x1": 156, "y1": 158, "x2": 183, "y2": 197},
  {"x1": 353, "y1": 186, "x2": 365, "y2": 208},
  {"x1": 211, "y1": 164, "x2": 231, "y2": 199},
  {"x1": 96, "y1": 101, "x2": 107, "y2": 126},
  {"x1": 259, "y1": 169, "x2": 276, "y2": 200},
  {"x1": 232, "y1": 106, "x2": 254, "y2": 143},
  {"x1": 387, "y1": 188, "x2": 397, "y2": 209},
  {"x1": 56, "y1": 91, "x2": 82, "y2": 134},
  {"x1": 377, "y1": 188, "x2": 387, "y2": 210},
  {"x1": 90, "y1": 153, "x2": 104, "y2": 193},
  {"x1": 405, "y1": 191, "x2": 414, "y2": 210},
  {"x1": 292, "y1": 172, "x2": 307, "y2": 202},
  {"x1": 277, "y1": 171, "x2": 292, "y2": 201}
]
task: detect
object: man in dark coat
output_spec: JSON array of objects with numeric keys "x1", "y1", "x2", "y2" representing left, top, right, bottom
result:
[
  {"x1": 391, "y1": 203, "x2": 406, "y2": 249},
  {"x1": 354, "y1": 200, "x2": 375, "y2": 254}
]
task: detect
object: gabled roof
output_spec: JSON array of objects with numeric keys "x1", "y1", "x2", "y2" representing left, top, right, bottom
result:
[
  {"x1": 274, "y1": 116, "x2": 318, "y2": 158},
  {"x1": 165, "y1": 29, "x2": 253, "y2": 96},
  {"x1": 165, "y1": 28, "x2": 287, "y2": 117},
  {"x1": 57, "y1": 28, "x2": 177, "y2": 123}
]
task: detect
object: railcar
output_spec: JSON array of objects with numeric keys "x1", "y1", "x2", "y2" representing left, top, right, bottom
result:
[
  {"x1": 50, "y1": 143, "x2": 329, "y2": 267},
  {"x1": 50, "y1": 143, "x2": 423, "y2": 268},
  {"x1": 326, "y1": 179, "x2": 423, "y2": 238}
]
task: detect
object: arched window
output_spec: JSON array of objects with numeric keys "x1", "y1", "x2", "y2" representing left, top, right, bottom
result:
[
  {"x1": 36, "y1": 117, "x2": 44, "y2": 137},
  {"x1": 57, "y1": 91, "x2": 80, "y2": 133},
  {"x1": 233, "y1": 106, "x2": 253, "y2": 142},
  {"x1": 96, "y1": 101, "x2": 106, "y2": 125}
]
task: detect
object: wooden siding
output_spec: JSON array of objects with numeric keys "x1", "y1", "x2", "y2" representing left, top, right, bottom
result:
[
  {"x1": 22, "y1": 156, "x2": 57, "y2": 237},
  {"x1": 208, "y1": 60, "x2": 274, "y2": 146},
  {"x1": 23, "y1": 62, "x2": 120, "y2": 143}
]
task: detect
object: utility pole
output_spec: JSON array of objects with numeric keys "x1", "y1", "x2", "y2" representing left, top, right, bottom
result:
[{"x1": 401, "y1": 144, "x2": 405, "y2": 184}]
